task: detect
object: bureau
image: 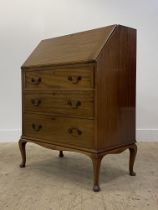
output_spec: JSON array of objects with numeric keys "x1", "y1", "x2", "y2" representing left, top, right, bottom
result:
[{"x1": 19, "y1": 24, "x2": 137, "y2": 192}]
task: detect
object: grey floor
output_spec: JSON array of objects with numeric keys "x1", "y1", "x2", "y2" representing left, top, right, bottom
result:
[{"x1": 0, "y1": 142, "x2": 158, "y2": 210}]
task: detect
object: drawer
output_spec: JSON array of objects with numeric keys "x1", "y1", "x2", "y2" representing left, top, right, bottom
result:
[
  {"x1": 23, "y1": 91, "x2": 94, "y2": 118},
  {"x1": 24, "y1": 66, "x2": 93, "y2": 89},
  {"x1": 23, "y1": 114, "x2": 94, "y2": 149}
]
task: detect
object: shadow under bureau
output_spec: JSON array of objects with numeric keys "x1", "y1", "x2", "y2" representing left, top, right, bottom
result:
[{"x1": 19, "y1": 24, "x2": 137, "y2": 192}]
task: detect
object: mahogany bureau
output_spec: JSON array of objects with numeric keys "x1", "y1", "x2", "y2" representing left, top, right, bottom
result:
[{"x1": 19, "y1": 24, "x2": 137, "y2": 192}]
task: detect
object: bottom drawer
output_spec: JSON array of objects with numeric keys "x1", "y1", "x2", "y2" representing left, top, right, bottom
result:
[{"x1": 23, "y1": 114, "x2": 94, "y2": 149}]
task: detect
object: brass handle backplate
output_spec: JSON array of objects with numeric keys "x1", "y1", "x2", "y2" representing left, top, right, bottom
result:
[
  {"x1": 31, "y1": 99, "x2": 41, "y2": 107},
  {"x1": 68, "y1": 127, "x2": 82, "y2": 137},
  {"x1": 32, "y1": 123, "x2": 42, "y2": 132},
  {"x1": 67, "y1": 75, "x2": 82, "y2": 84},
  {"x1": 31, "y1": 77, "x2": 41, "y2": 85},
  {"x1": 67, "y1": 100, "x2": 81, "y2": 109}
]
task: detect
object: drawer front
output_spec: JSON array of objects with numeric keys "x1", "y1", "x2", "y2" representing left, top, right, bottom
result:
[
  {"x1": 24, "y1": 66, "x2": 93, "y2": 89},
  {"x1": 23, "y1": 114, "x2": 94, "y2": 148},
  {"x1": 24, "y1": 91, "x2": 94, "y2": 118}
]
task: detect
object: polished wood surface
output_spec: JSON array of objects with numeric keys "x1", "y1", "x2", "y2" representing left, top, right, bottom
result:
[
  {"x1": 19, "y1": 24, "x2": 137, "y2": 192},
  {"x1": 22, "y1": 25, "x2": 116, "y2": 68},
  {"x1": 24, "y1": 65, "x2": 94, "y2": 89},
  {"x1": 95, "y1": 25, "x2": 136, "y2": 150},
  {"x1": 23, "y1": 113, "x2": 94, "y2": 148},
  {"x1": 24, "y1": 90, "x2": 94, "y2": 118}
]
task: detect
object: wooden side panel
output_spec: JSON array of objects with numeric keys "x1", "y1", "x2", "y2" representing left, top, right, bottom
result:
[{"x1": 96, "y1": 25, "x2": 136, "y2": 150}]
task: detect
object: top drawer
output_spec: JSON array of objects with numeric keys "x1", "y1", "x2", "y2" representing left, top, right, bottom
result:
[{"x1": 24, "y1": 65, "x2": 94, "y2": 90}]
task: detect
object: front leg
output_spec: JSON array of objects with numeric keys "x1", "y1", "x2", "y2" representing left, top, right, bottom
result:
[
  {"x1": 91, "y1": 155, "x2": 103, "y2": 192},
  {"x1": 18, "y1": 139, "x2": 27, "y2": 168},
  {"x1": 129, "y1": 144, "x2": 137, "y2": 176},
  {"x1": 59, "y1": 151, "x2": 64, "y2": 158}
]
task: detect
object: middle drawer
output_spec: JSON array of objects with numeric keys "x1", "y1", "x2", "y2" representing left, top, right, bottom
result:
[{"x1": 24, "y1": 91, "x2": 94, "y2": 118}]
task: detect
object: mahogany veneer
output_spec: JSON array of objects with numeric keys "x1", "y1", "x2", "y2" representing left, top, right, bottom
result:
[{"x1": 19, "y1": 24, "x2": 137, "y2": 192}]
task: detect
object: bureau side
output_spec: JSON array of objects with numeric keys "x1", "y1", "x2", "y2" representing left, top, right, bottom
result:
[{"x1": 95, "y1": 25, "x2": 136, "y2": 151}]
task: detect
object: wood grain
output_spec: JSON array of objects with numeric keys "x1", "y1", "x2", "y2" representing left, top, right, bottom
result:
[
  {"x1": 24, "y1": 66, "x2": 94, "y2": 89},
  {"x1": 95, "y1": 25, "x2": 136, "y2": 150},
  {"x1": 24, "y1": 90, "x2": 94, "y2": 118},
  {"x1": 22, "y1": 25, "x2": 116, "y2": 68},
  {"x1": 23, "y1": 113, "x2": 94, "y2": 149},
  {"x1": 20, "y1": 24, "x2": 137, "y2": 192}
]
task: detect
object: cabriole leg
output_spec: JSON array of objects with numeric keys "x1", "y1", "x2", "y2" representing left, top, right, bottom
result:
[
  {"x1": 91, "y1": 156, "x2": 103, "y2": 192},
  {"x1": 59, "y1": 151, "x2": 64, "y2": 158},
  {"x1": 18, "y1": 139, "x2": 27, "y2": 168},
  {"x1": 129, "y1": 144, "x2": 137, "y2": 176}
]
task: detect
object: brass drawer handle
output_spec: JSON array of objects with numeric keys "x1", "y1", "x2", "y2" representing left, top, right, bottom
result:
[
  {"x1": 31, "y1": 77, "x2": 41, "y2": 85},
  {"x1": 67, "y1": 75, "x2": 82, "y2": 84},
  {"x1": 67, "y1": 100, "x2": 81, "y2": 109},
  {"x1": 68, "y1": 127, "x2": 82, "y2": 137},
  {"x1": 32, "y1": 123, "x2": 42, "y2": 132},
  {"x1": 31, "y1": 99, "x2": 41, "y2": 107}
]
